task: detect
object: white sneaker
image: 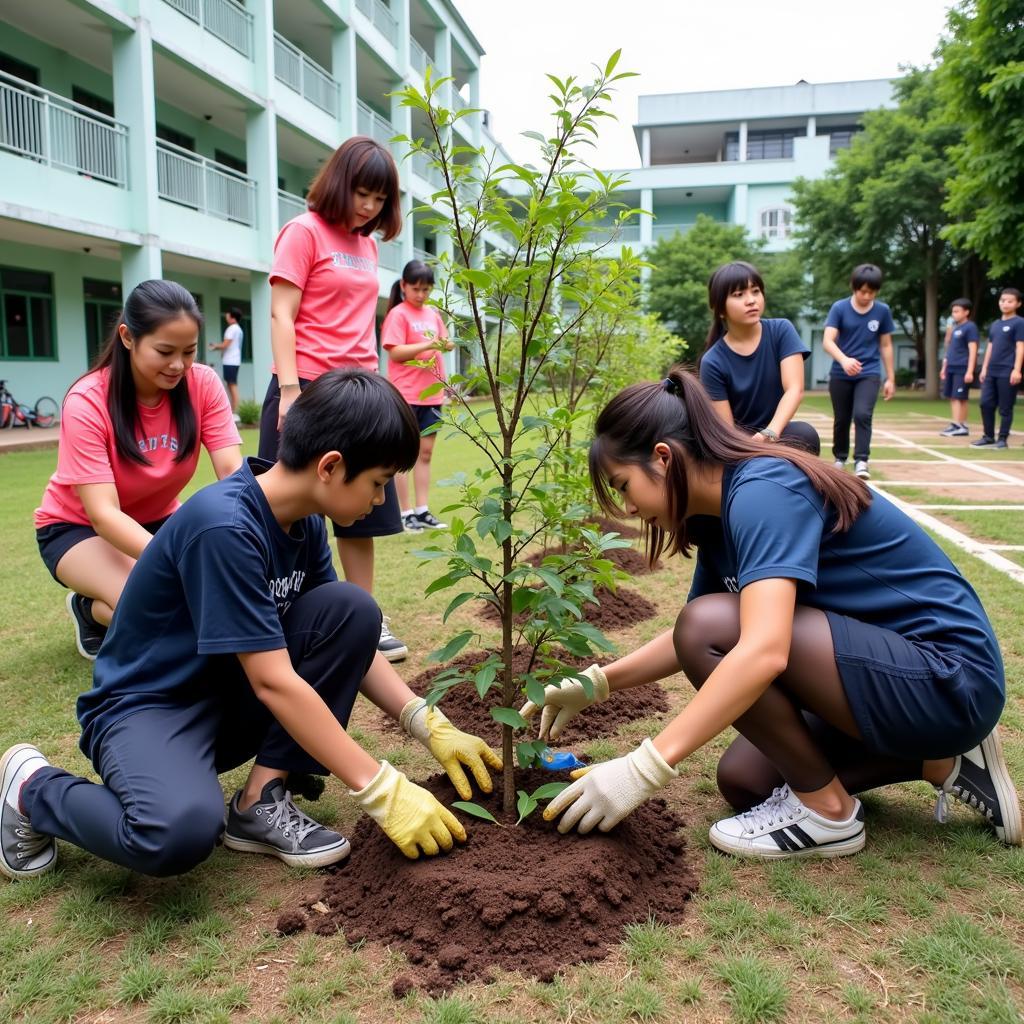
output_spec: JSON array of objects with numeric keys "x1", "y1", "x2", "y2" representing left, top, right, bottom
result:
[
  {"x1": 0, "y1": 744, "x2": 57, "y2": 880},
  {"x1": 709, "y1": 785, "x2": 865, "y2": 860},
  {"x1": 833, "y1": 459, "x2": 845, "y2": 470},
  {"x1": 377, "y1": 615, "x2": 408, "y2": 663},
  {"x1": 854, "y1": 460, "x2": 870, "y2": 479}
]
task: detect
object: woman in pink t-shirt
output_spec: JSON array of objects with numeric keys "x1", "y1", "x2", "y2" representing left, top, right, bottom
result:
[
  {"x1": 381, "y1": 260, "x2": 453, "y2": 533},
  {"x1": 257, "y1": 136, "x2": 410, "y2": 662},
  {"x1": 35, "y1": 281, "x2": 243, "y2": 660}
]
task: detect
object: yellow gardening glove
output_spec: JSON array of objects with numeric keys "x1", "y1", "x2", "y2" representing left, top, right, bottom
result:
[
  {"x1": 400, "y1": 698, "x2": 503, "y2": 800},
  {"x1": 350, "y1": 760, "x2": 466, "y2": 859},
  {"x1": 519, "y1": 664, "x2": 610, "y2": 741}
]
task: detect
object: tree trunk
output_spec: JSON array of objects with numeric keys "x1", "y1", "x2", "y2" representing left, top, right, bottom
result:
[
  {"x1": 501, "y1": 461, "x2": 516, "y2": 816},
  {"x1": 924, "y1": 248, "x2": 940, "y2": 400}
]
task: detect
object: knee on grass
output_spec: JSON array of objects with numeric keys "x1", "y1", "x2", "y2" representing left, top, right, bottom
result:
[{"x1": 125, "y1": 799, "x2": 226, "y2": 878}]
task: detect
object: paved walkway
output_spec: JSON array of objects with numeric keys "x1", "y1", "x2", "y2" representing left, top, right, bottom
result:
[{"x1": 0, "y1": 425, "x2": 59, "y2": 452}]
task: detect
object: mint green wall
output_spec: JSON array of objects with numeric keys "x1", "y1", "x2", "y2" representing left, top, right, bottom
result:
[
  {"x1": 153, "y1": 101, "x2": 247, "y2": 166},
  {"x1": 652, "y1": 201, "x2": 728, "y2": 226},
  {"x1": 277, "y1": 157, "x2": 314, "y2": 196},
  {"x1": 1, "y1": 24, "x2": 113, "y2": 105}
]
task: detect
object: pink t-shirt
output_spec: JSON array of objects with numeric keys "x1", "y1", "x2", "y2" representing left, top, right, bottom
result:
[
  {"x1": 270, "y1": 211, "x2": 381, "y2": 379},
  {"x1": 34, "y1": 364, "x2": 241, "y2": 528},
  {"x1": 381, "y1": 302, "x2": 448, "y2": 405}
]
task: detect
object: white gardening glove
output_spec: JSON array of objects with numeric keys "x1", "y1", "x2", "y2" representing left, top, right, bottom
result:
[
  {"x1": 519, "y1": 664, "x2": 610, "y2": 741},
  {"x1": 543, "y1": 738, "x2": 678, "y2": 834}
]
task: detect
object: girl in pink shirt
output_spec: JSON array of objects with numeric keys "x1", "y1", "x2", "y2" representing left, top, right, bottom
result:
[
  {"x1": 35, "y1": 281, "x2": 243, "y2": 660},
  {"x1": 381, "y1": 260, "x2": 453, "y2": 532},
  {"x1": 257, "y1": 136, "x2": 410, "y2": 662}
]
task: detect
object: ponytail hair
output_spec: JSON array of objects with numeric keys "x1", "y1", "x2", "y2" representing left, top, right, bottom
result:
[
  {"x1": 386, "y1": 259, "x2": 435, "y2": 314},
  {"x1": 590, "y1": 366, "x2": 870, "y2": 566},
  {"x1": 703, "y1": 260, "x2": 765, "y2": 354},
  {"x1": 84, "y1": 280, "x2": 201, "y2": 466}
]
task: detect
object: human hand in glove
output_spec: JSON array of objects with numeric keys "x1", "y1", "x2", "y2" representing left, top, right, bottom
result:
[
  {"x1": 399, "y1": 698, "x2": 503, "y2": 799},
  {"x1": 543, "y1": 738, "x2": 677, "y2": 834},
  {"x1": 350, "y1": 760, "x2": 467, "y2": 858},
  {"x1": 519, "y1": 664, "x2": 610, "y2": 741}
]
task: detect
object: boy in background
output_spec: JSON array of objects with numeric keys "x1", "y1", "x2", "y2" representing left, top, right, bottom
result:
[
  {"x1": 939, "y1": 298, "x2": 979, "y2": 437},
  {"x1": 972, "y1": 288, "x2": 1024, "y2": 449},
  {"x1": 211, "y1": 308, "x2": 243, "y2": 420}
]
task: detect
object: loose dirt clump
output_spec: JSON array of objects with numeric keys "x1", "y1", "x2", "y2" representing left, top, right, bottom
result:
[
  {"x1": 524, "y1": 546, "x2": 660, "y2": 576},
  {"x1": 390, "y1": 646, "x2": 671, "y2": 747},
  {"x1": 312, "y1": 770, "x2": 697, "y2": 993},
  {"x1": 477, "y1": 584, "x2": 657, "y2": 631}
]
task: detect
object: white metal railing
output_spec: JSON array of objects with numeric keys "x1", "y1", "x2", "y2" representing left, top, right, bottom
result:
[
  {"x1": 0, "y1": 71, "x2": 128, "y2": 187},
  {"x1": 277, "y1": 188, "x2": 306, "y2": 227},
  {"x1": 355, "y1": 0, "x2": 397, "y2": 45},
  {"x1": 161, "y1": 0, "x2": 253, "y2": 58},
  {"x1": 157, "y1": 139, "x2": 256, "y2": 225},
  {"x1": 412, "y1": 150, "x2": 443, "y2": 189},
  {"x1": 273, "y1": 33, "x2": 339, "y2": 116},
  {"x1": 587, "y1": 223, "x2": 642, "y2": 243},
  {"x1": 412, "y1": 246, "x2": 433, "y2": 263},
  {"x1": 357, "y1": 99, "x2": 394, "y2": 145},
  {"x1": 409, "y1": 37, "x2": 431, "y2": 77},
  {"x1": 377, "y1": 239, "x2": 403, "y2": 270},
  {"x1": 651, "y1": 222, "x2": 693, "y2": 240},
  {"x1": 445, "y1": 83, "x2": 468, "y2": 112}
]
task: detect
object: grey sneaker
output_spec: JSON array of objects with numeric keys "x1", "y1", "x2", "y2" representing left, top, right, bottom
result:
[
  {"x1": 413, "y1": 509, "x2": 448, "y2": 530},
  {"x1": 0, "y1": 744, "x2": 57, "y2": 880},
  {"x1": 378, "y1": 615, "x2": 408, "y2": 662},
  {"x1": 223, "y1": 779, "x2": 350, "y2": 867},
  {"x1": 933, "y1": 727, "x2": 1022, "y2": 845},
  {"x1": 854, "y1": 460, "x2": 870, "y2": 479},
  {"x1": 949, "y1": 425, "x2": 970, "y2": 437},
  {"x1": 939, "y1": 423, "x2": 959, "y2": 436},
  {"x1": 402, "y1": 512, "x2": 424, "y2": 532},
  {"x1": 970, "y1": 436, "x2": 995, "y2": 447},
  {"x1": 996, "y1": 438, "x2": 1009, "y2": 449},
  {"x1": 66, "y1": 592, "x2": 106, "y2": 661}
]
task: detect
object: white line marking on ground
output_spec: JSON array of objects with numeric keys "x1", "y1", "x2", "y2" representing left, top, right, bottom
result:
[
  {"x1": 872, "y1": 427, "x2": 1022, "y2": 484},
  {"x1": 988, "y1": 545, "x2": 1024, "y2": 551},
  {"x1": 910, "y1": 504, "x2": 1024, "y2": 511},
  {"x1": 877, "y1": 481, "x2": 1023, "y2": 487}
]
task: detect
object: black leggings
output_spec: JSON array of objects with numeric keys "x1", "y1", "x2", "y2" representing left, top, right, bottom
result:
[
  {"x1": 980, "y1": 374, "x2": 1020, "y2": 441},
  {"x1": 829, "y1": 375, "x2": 881, "y2": 462}
]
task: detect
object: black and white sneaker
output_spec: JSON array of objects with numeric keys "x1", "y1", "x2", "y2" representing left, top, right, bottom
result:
[
  {"x1": 66, "y1": 592, "x2": 106, "y2": 661},
  {"x1": 949, "y1": 424, "x2": 970, "y2": 437},
  {"x1": 709, "y1": 785, "x2": 866, "y2": 860},
  {"x1": 413, "y1": 509, "x2": 447, "y2": 530},
  {"x1": 0, "y1": 744, "x2": 57, "y2": 880},
  {"x1": 971, "y1": 436, "x2": 996, "y2": 448},
  {"x1": 854, "y1": 460, "x2": 871, "y2": 480},
  {"x1": 378, "y1": 615, "x2": 408, "y2": 662},
  {"x1": 939, "y1": 423, "x2": 959, "y2": 437},
  {"x1": 933, "y1": 728, "x2": 1022, "y2": 845},
  {"x1": 402, "y1": 512, "x2": 424, "y2": 532},
  {"x1": 223, "y1": 779, "x2": 351, "y2": 867}
]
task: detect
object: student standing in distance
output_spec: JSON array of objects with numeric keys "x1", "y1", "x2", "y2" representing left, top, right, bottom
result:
[
  {"x1": 939, "y1": 298, "x2": 979, "y2": 437},
  {"x1": 823, "y1": 264, "x2": 896, "y2": 479},
  {"x1": 211, "y1": 307, "x2": 244, "y2": 421},
  {"x1": 522, "y1": 369, "x2": 1021, "y2": 856},
  {"x1": 258, "y1": 137, "x2": 409, "y2": 662},
  {"x1": 971, "y1": 287, "x2": 1024, "y2": 449},
  {"x1": 34, "y1": 281, "x2": 242, "y2": 661},
  {"x1": 382, "y1": 260, "x2": 454, "y2": 532},
  {"x1": 3, "y1": 371, "x2": 502, "y2": 881},
  {"x1": 698, "y1": 261, "x2": 819, "y2": 455}
]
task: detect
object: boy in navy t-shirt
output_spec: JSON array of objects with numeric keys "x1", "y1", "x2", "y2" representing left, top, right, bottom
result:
[
  {"x1": 971, "y1": 287, "x2": 1024, "y2": 449},
  {"x1": 823, "y1": 264, "x2": 896, "y2": 480},
  {"x1": 939, "y1": 298, "x2": 980, "y2": 437},
  {"x1": 2, "y1": 370, "x2": 502, "y2": 880}
]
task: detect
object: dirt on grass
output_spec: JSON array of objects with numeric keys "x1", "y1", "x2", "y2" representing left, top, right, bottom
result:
[
  {"x1": 476, "y1": 583, "x2": 658, "y2": 632},
  {"x1": 288, "y1": 769, "x2": 697, "y2": 994}
]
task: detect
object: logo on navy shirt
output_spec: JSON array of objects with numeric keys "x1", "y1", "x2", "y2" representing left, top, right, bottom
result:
[
  {"x1": 868, "y1": 320, "x2": 880, "y2": 332},
  {"x1": 137, "y1": 433, "x2": 179, "y2": 454},
  {"x1": 269, "y1": 569, "x2": 307, "y2": 614},
  {"x1": 1003, "y1": 325, "x2": 1011, "y2": 333},
  {"x1": 330, "y1": 251, "x2": 376, "y2": 272},
  {"x1": 722, "y1": 576, "x2": 740, "y2": 593}
]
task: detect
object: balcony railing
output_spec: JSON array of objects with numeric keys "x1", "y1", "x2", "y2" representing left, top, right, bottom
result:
[
  {"x1": 0, "y1": 71, "x2": 128, "y2": 187},
  {"x1": 651, "y1": 222, "x2": 693, "y2": 240},
  {"x1": 161, "y1": 0, "x2": 253, "y2": 58},
  {"x1": 586, "y1": 223, "x2": 642, "y2": 243},
  {"x1": 157, "y1": 139, "x2": 256, "y2": 225},
  {"x1": 378, "y1": 239, "x2": 403, "y2": 270},
  {"x1": 409, "y1": 37, "x2": 431, "y2": 77},
  {"x1": 445, "y1": 83, "x2": 468, "y2": 112},
  {"x1": 357, "y1": 100, "x2": 394, "y2": 146},
  {"x1": 354, "y1": 0, "x2": 397, "y2": 46},
  {"x1": 273, "y1": 33, "x2": 339, "y2": 117},
  {"x1": 412, "y1": 246, "x2": 433, "y2": 263},
  {"x1": 412, "y1": 151, "x2": 443, "y2": 189},
  {"x1": 277, "y1": 188, "x2": 306, "y2": 227}
]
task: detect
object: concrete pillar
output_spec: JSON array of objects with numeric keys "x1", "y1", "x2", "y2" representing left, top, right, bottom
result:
[
  {"x1": 249, "y1": 0, "x2": 274, "y2": 96},
  {"x1": 247, "y1": 106, "x2": 278, "y2": 248},
  {"x1": 394, "y1": 0, "x2": 410, "y2": 76},
  {"x1": 807, "y1": 115, "x2": 816, "y2": 137},
  {"x1": 333, "y1": 24, "x2": 358, "y2": 140},
  {"x1": 737, "y1": 120, "x2": 748, "y2": 162},
  {"x1": 249, "y1": 272, "x2": 272, "y2": 388},
  {"x1": 733, "y1": 183, "x2": 749, "y2": 230},
  {"x1": 640, "y1": 188, "x2": 653, "y2": 248},
  {"x1": 641, "y1": 128, "x2": 651, "y2": 166}
]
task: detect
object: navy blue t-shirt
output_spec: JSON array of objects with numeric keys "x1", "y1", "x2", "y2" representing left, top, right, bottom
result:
[
  {"x1": 985, "y1": 315, "x2": 1024, "y2": 373},
  {"x1": 699, "y1": 318, "x2": 809, "y2": 430},
  {"x1": 77, "y1": 458, "x2": 337, "y2": 759},
  {"x1": 686, "y1": 458, "x2": 1002, "y2": 684},
  {"x1": 825, "y1": 298, "x2": 896, "y2": 378},
  {"x1": 944, "y1": 320, "x2": 979, "y2": 372}
]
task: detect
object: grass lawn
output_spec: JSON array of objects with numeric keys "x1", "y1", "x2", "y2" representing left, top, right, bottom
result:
[{"x1": 1, "y1": 394, "x2": 1022, "y2": 1023}]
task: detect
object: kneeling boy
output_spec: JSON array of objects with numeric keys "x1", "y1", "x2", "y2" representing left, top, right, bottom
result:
[{"x1": 2, "y1": 370, "x2": 500, "y2": 880}]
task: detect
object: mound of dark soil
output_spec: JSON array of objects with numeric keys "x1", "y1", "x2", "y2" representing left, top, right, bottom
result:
[
  {"x1": 386, "y1": 647, "x2": 670, "y2": 747},
  {"x1": 304, "y1": 769, "x2": 697, "y2": 993},
  {"x1": 476, "y1": 584, "x2": 657, "y2": 632},
  {"x1": 524, "y1": 546, "x2": 660, "y2": 576}
]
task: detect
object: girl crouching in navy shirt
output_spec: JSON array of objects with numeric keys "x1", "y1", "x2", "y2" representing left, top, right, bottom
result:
[
  {"x1": 528, "y1": 368, "x2": 1020, "y2": 857},
  {"x1": 699, "y1": 261, "x2": 819, "y2": 455}
]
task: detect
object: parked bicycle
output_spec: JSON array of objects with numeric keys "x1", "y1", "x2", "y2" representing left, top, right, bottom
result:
[{"x1": 0, "y1": 380, "x2": 58, "y2": 429}]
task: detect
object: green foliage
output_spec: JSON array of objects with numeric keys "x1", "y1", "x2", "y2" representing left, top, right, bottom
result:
[
  {"x1": 937, "y1": 0, "x2": 1024, "y2": 276},
  {"x1": 235, "y1": 399, "x2": 261, "y2": 426}
]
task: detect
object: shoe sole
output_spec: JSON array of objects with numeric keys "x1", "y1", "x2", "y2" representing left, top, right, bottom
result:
[
  {"x1": 982, "y1": 728, "x2": 1023, "y2": 846},
  {"x1": 66, "y1": 592, "x2": 97, "y2": 662},
  {"x1": 222, "y1": 833, "x2": 352, "y2": 868},
  {"x1": 379, "y1": 645, "x2": 408, "y2": 662},
  {"x1": 708, "y1": 826, "x2": 866, "y2": 860},
  {"x1": 0, "y1": 744, "x2": 57, "y2": 880},
  {"x1": 855, "y1": 472, "x2": 870, "y2": 480}
]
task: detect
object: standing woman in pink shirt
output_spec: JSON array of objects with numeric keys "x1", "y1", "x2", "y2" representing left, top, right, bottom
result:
[
  {"x1": 34, "y1": 280, "x2": 243, "y2": 660},
  {"x1": 257, "y1": 137, "x2": 409, "y2": 662},
  {"x1": 381, "y1": 260, "x2": 453, "y2": 533}
]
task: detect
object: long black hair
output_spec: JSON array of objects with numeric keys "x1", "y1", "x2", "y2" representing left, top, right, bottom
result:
[
  {"x1": 704, "y1": 260, "x2": 765, "y2": 353},
  {"x1": 387, "y1": 259, "x2": 435, "y2": 313},
  {"x1": 85, "y1": 280, "x2": 202, "y2": 465},
  {"x1": 590, "y1": 366, "x2": 870, "y2": 565}
]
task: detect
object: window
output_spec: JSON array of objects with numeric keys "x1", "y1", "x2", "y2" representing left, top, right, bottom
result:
[
  {"x1": 828, "y1": 125, "x2": 861, "y2": 155},
  {"x1": 1, "y1": 267, "x2": 55, "y2": 359},
  {"x1": 759, "y1": 207, "x2": 793, "y2": 241},
  {"x1": 83, "y1": 278, "x2": 122, "y2": 365},
  {"x1": 156, "y1": 123, "x2": 195, "y2": 152},
  {"x1": 72, "y1": 87, "x2": 114, "y2": 118},
  {"x1": 725, "y1": 127, "x2": 805, "y2": 161},
  {"x1": 215, "y1": 149, "x2": 247, "y2": 176},
  {"x1": 0, "y1": 52, "x2": 39, "y2": 85}
]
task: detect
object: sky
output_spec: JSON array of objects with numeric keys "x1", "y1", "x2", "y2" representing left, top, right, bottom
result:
[{"x1": 452, "y1": 0, "x2": 953, "y2": 168}]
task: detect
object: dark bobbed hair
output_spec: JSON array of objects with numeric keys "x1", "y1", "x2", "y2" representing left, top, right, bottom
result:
[
  {"x1": 277, "y1": 369, "x2": 420, "y2": 477},
  {"x1": 387, "y1": 259, "x2": 436, "y2": 313},
  {"x1": 705, "y1": 260, "x2": 765, "y2": 353},
  {"x1": 850, "y1": 263, "x2": 883, "y2": 291},
  {"x1": 950, "y1": 297, "x2": 973, "y2": 313},
  {"x1": 79, "y1": 280, "x2": 201, "y2": 466},
  {"x1": 998, "y1": 286, "x2": 1022, "y2": 303},
  {"x1": 589, "y1": 367, "x2": 871, "y2": 566},
  {"x1": 306, "y1": 136, "x2": 401, "y2": 240},
  {"x1": 227, "y1": 306, "x2": 243, "y2": 322}
]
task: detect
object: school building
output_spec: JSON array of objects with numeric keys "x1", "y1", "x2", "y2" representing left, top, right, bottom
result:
[{"x1": 0, "y1": 0, "x2": 505, "y2": 404}]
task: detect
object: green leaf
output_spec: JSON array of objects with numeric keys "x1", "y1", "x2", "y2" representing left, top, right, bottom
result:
[
  {"x1": 426, "y1": 630, "x2": 474, "y2": 663},
  {"x1": 524, "y1": 678, "x2": 547, "y2": 707},
  {"x1": 418, "y1": 381, "x2": 446, "y2": 400},
  {"x1": 442, "y1": 591, "x2": 477, "y2": 622},
  {"x1": 517, "y1": 742, "x2": 541, "y2": 768},
  {"x1": 530, "y1": 782, "x2": 570, "y2": 801},
  {"x1": 452, "y1": 801, "x2": 499, "y2": 825},
  {"x1": 516, "y1": 790, "x2": 538, "y2": 825},
  {"x1": 491, "y1": 706, "x2": 529, "y2": 729}
]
